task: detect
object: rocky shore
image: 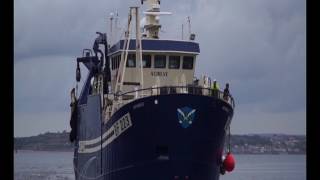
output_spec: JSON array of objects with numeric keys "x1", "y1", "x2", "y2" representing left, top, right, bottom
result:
[{"x1": 14, "y1": 132, "x2": 305, "y2": 154}]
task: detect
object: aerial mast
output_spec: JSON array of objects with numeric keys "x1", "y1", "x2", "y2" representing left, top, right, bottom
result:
[
  {"x1": 187, "y1": 16, "x2": 191, "y2": 38},
  {"x1": 181, "y1": 23, "x2": 184, "y2": 40},
  {"x1": 109, "y1": 12, "x2": 114, "y2": 44},
  {"x1": 141, "y1": 0, "x2": 171, "y2": 39},
  {"x1": 114, "y1": 11, "x2": 119, "y2": 41},
  {"x1": 134, "y1": 7, "x2": 144, "y2": 90}
]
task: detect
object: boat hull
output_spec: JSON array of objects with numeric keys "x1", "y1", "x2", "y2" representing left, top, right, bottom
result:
[{"x1": 75, "y1": 94, "x2": 234, "y2": 180}]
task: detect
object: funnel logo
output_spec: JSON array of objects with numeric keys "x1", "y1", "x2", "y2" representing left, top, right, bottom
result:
[{"x1": 177, "y1": 107, "x2": 196, "y2": 128}]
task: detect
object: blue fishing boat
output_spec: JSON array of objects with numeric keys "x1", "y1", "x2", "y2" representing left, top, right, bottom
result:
[{"x1": 69, "y1": 1, "x2": 235, "y2": 179}]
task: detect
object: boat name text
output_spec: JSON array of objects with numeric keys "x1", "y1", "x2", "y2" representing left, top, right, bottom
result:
[
  {"x1": 151, "y1": 71, "x2": 168, "y2": 77},
  {"x1": 113, "y1": 113, "x2": 132, "y2": 137}
]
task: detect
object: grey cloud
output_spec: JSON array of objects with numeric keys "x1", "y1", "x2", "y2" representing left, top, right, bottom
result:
[
  {"x1": 14, "y1": 0, "x2": 134, "y2": 60},
  {"x1": 14, "y1": 0, "x2": 306, "y2": 136},
  {"x1": 14, "y1": 55, "x2": 76, "y2": 113},
  {"x1": 189, "y1": 0, "x2": 306, "y2": 113}
]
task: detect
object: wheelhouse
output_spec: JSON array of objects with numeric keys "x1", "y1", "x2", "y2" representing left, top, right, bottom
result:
[{"x1": 108, "y1": 39, "x2": 200, "y2": 93}]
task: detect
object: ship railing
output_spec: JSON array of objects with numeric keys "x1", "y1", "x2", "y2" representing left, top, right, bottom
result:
[{"x1": 113, "y1": 86, "x2": 235, "y2": 109}]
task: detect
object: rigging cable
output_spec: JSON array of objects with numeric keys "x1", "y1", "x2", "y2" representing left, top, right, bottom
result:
[
  {"x1": 228, "y1": 125, "x2": 231, "y2": 153},
  {"x1": 76, "y1": 82, "x2": 78, "y2": 98}
]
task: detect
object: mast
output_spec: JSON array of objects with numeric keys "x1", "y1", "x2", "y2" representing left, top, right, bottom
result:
[
  {"x1": 181, "y1": 23, "x2": 184, "y2": 40},
  {"x1": 141, "y1": 0, "x2": 171, "y2": 39},
  {"x1": 134, "y1": 7, "x2": 144, "y2": 90},
  {"x1": 114, "y1": 11, "x2": 119, "y2": 42},
  {"x1": 187, "y1": 16, "x2": 191, "y2": 38},
  {"x1": 118, "y1": 11, "x2": 132, "y2": 94},
  {"x1": 109, "y1": 13, "x2": 114, "y2": 45},
  {"x1": 111, "y1": 7, "x2": 141, "y2": 115}
]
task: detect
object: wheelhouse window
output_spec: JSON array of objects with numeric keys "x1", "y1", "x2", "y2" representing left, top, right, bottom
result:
[
  {"x1": 154, "y1": 55, "x2": 166, "y2": 68},
  {"x1": 117, "y1": 55, "x2": 121, "y2": 69},
  {"x1": 111, "y1": 57, "x2": 115, "y2": 70},
  {"x1": 143, "y1": 54, "x2": 151, "y2": 68},
  {"x1": 126, "y1": 54, "x2": 136, "y2": 68},
  {"x1": 182, "y1": 56, "x2": 194, "y2": 69},
  {"x1": 169, "y1": 56, "x2": 180, "y2": 69}
]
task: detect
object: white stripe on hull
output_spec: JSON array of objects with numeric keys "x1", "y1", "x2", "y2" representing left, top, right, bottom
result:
[{"x1": 78, "y1": 113, "x2": 132, "y2": 153}]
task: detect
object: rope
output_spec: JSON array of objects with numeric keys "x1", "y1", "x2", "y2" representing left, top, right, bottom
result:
[
  {"x1": 228, "y1": 125, "x2": 231, "y2": 153},
  {"x1": 76, "y1": 82, "x2": 78, "y2": 98}
]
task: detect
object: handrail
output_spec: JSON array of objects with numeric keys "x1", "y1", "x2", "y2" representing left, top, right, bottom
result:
[{"x1": 113, "y1": 85, "x2": 235, "y2": 109}]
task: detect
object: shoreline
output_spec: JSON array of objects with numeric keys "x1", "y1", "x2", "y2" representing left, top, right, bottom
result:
[
  {"x1": 14, "y1": 149, "x2": 305, "y2": 155},
  {"x1": 15, "y1": 149, "x2": 74, "y2": 153}
]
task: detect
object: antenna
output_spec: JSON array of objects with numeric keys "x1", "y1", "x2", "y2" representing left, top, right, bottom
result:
[
  {"x1": 181, "y1": 23, "x2": 184, "y2": 40},
  {"x1": 114, "y1": 11, "x2": 119, "y2": 43},
  {"x1": 109, "y1": 12, "x2": 114, "y2": 44},
  {"x1": 140, "y1": 0, "x2": 171, "y2": 39},
  {"x1": 187, "y1": 16, "x2": 196, "y2": 40},
  {"x1": 141, "y1": 0, "x2": 160, "y2": 5},
  {"x1": 187, "y1": 16, "x2": 191, "y2": 38}
]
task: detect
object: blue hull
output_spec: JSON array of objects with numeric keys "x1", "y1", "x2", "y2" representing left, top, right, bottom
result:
[{"x1": 74, "y1": 94, "x2": 234, "y2": 180}]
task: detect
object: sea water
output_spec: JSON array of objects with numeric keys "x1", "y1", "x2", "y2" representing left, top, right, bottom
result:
[
  {"x1": 14, "y1": 151, "x2": 306, "y2": 180},
  {"x1": 14, "y1": 150, "x2": 74, "y2": 180},
  {"x1": 220, "y1": 154, "x2": 306, "y2": 180}
]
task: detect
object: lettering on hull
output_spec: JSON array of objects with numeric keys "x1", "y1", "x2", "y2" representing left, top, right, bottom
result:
[{"x1": 151, "y1": 71, "x2": 168, "y2": 77}]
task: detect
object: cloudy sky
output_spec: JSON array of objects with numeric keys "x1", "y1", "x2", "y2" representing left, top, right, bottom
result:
[{"x1": 14, "y1": 0, "x2": 306, "y2": 137}]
